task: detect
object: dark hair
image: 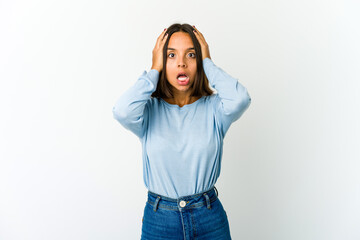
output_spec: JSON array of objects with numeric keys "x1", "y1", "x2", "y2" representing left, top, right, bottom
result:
[{"x1": 151, "y1": 23, "x2": 214, "y2": 99}]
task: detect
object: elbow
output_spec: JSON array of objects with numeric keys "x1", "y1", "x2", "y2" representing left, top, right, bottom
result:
[
  {"x1": 112, "y1": 105, "x2": 128, "y2": 124},
  {"x1": 244, "y1": 90, "x2": 251, "y2": 109},
  {"x1": 112, "y1": 95, "x2": 132, "y2": 122},
  {"x1": 234, "y1": 86, "x2": 251, "y2": 111},
  {"x1": 235, "y1": 98, "x2": 251, "y2": 115}
]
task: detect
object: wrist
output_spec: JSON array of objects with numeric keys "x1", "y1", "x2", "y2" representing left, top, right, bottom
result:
[
  {"x1": 151, "y1": 66, "x2": 162, "y2": 72},
  {"x1": 203, "y1": 55, "x2": 211, "y2": 60}
]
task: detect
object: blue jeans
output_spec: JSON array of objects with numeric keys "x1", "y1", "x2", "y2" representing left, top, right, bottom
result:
[{"x1": 141, "y1": 186, "x2": 232, "y2": 240}]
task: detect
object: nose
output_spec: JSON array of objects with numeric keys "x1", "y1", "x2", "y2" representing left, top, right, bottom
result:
[{"x1": 177, "y1": 57, "x2": 186, "y2": 68}]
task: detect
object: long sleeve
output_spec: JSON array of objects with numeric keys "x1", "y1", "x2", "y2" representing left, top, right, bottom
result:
[
  {"x1": 112, "y1": 69, "x2": 160, "y2": 139},
  {"x1": 203, "y1": 57, "x2": 251, "y2": 137}
]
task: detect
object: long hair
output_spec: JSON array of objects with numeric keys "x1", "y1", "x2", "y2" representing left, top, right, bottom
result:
[{"x1": 151, "y1": 23, "x2": 214, "y2": 99}]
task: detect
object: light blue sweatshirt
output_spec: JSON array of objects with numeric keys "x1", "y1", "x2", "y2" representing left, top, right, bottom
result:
[{"x1": 112, "y1": 58, "x2": 251, "y2": 199}]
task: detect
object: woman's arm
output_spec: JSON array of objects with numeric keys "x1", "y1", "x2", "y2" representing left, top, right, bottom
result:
[
  {"x1": 112, "y1": 69, "x2": 159, "y2": 139},
  {"x1": 192, "y1": 26, "x2": 251, "y2": 137},
  {"x1": 203, "y1": 57, "x2": 251, "y2": 137},
  {"x1": 112, "y1": 29, "x2": 168, "y2": 139}
]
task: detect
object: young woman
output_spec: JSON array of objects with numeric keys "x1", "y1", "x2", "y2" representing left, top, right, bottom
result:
[{"x1": 113, "y1": 23, "x2": 251, "y2": 240}]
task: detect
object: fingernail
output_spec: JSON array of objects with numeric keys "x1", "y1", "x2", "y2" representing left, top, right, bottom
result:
[
  {"x1": 192, "y1": 25, "x2": 195, "y2": 28},
  {"x1": 164, "y1": 28, "x2": 167, "y2": 31}
]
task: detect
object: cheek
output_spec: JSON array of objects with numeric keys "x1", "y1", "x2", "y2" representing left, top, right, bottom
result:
[
  {"x1": 166, "y1": 67, "x2": 176, "y2": 78},
  {"x1": 165, "y1": 71, "x2": 175, "y2": 82}
]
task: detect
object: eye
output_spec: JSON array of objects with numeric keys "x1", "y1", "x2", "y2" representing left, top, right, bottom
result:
[{"x1": 167, "y1": 52, "x2": 196, "y2": 58}]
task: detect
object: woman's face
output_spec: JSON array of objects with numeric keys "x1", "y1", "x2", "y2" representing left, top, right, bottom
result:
[{"x1": 165, "y1": 32, "x2": 197, "y2": 95}]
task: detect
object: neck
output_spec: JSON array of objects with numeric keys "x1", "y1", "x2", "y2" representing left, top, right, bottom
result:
[{"x1": 164, "y1": 94, "x2": 201, "y2": 107}]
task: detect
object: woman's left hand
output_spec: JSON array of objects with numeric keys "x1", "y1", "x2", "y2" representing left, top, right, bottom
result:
[{"x1": 192, "y1": 26, "x2": 211, "y2": 60}]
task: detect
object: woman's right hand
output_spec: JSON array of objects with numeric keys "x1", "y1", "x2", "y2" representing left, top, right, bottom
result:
[{"x1": 151, "y1": 29, "x2": 169, "y2": 72}]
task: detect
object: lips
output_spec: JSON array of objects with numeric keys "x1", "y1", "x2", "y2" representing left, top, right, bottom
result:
[
  {"x1": 177, "y1": 78, "x2": 189, "y2": 85},
  {"x1": 176, "y1": 72, "x2": 190, "y2": 85},
  {"x1": 177, "y1": 72, "x2": 189, "y2": 79},
  {"x1": 177, "y1": 76, "x2": 189, "y2": 81}
]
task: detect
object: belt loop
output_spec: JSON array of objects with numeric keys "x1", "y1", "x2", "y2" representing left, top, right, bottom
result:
[
  {"x1": 153, "y1": 196, "x2": 160, "y2": 212},
  {"x1": 203, "y1": 193, "x2": 211, "y2": 209}
]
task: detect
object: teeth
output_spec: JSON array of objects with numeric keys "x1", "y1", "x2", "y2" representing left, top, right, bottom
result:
[{"x1": 178, "y1": 76, "x2": 188, "y2": 81}]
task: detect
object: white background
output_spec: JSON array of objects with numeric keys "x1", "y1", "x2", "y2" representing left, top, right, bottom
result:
[{"x1": 1, "y1": 0, "x2": 359, "y2": 239}]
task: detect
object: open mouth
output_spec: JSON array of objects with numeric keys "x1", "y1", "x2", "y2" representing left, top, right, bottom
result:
[
  {"x1": 177, "y1": 73, "x2": 189, "y2": 81},
  {"x1": 177, "y1": 72, "x2": 189, "y2": 85}
]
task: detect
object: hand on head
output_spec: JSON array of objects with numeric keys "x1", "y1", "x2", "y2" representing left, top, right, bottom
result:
[
  {"x1": 151, "y1": 29, "x2": 169, "y2": 72},
  {"x1": 192, "y1": 25, "x2": 211, "y2": 60}
]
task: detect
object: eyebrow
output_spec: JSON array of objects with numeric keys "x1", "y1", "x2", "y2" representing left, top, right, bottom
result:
[{"x1": 167, "y1": 47, "x2": 195, "y2": 51}]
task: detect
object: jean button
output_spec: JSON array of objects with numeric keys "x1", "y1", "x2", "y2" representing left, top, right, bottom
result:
[{"x1": 179, "y1": 200, "x2": 186, "y2": 207}]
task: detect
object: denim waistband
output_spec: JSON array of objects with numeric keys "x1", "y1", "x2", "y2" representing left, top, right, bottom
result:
[{"x1": 147, "y1": 186, "x2": 219, "y2": 211}]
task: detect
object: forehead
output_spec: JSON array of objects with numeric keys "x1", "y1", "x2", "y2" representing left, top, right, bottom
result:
[{"x1": 167, "y1": 32, "x2": 194, "y2": 51}]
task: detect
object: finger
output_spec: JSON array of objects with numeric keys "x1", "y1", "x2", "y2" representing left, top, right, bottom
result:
[
  {"x1": 193, "y1": 25, "x2": 206, "y2": 40},
  {"x1": 192, "y1": 25, "x2": 200, "y2": 34},
  {"x1": 161, "y1": 32, "x2": 168, "y2": 41},
  {"x1": 192, "y1": 27, "x2": 199, "y2": 37},
  {"x1": 156, "y1": 28, "x2": 167, "y2": 41},
  {"x1": 155, "y1": 29, "x2": 168, "y2": 47},
  {"x1": 193, "y1": 27, "x2": 205, "y2": 41},
  {"x1": 161, "y1": 28, "x2": 167, "y2": 37},
  {"x1": 193, "y1": 29, "x2": 205, "y2": 44}
]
